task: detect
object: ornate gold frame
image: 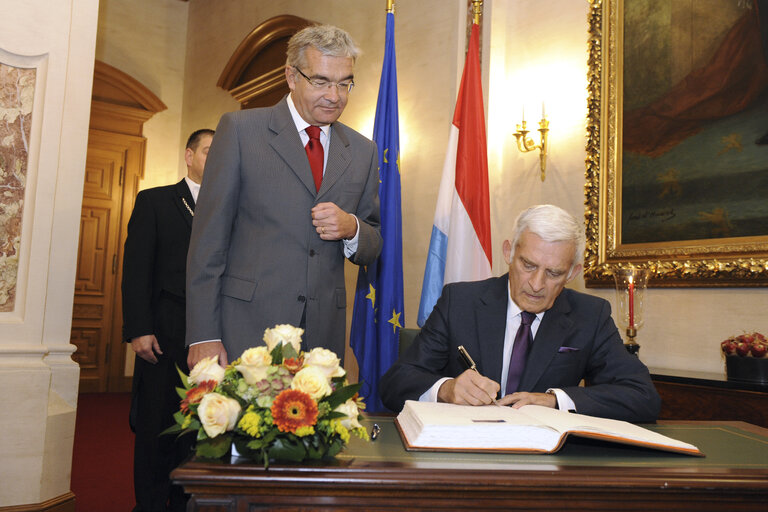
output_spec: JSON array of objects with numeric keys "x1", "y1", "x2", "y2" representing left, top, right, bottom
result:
[{"x1": 584, "y1": 0, "x2": 768, "y2": 287}]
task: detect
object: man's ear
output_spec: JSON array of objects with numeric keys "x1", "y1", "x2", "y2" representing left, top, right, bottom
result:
[
  {"x1": 285, "y1": 66, "x2": 296, "y2": 91},
  {"x1": 566, "y1": 263, "x2": 583, "y2": 282},
  {"x1": 502, "y1": 240, "x2": 512, "y2": 265},
  {"x1": 184, "y1": 147, "x2": 193, "y2": 167}
]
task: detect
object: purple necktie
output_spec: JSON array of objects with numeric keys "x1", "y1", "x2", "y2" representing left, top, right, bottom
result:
[{"x1": 505, "y1": 311, "x2": 536, "y2": 395}]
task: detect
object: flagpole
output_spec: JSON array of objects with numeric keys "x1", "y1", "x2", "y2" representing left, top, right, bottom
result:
[
  {"x1": 472, "y1": 0, "x2": 482, "y2": 25},
  {"x1": 386, "y1": 0, "x2": 394, "y2": 14}
]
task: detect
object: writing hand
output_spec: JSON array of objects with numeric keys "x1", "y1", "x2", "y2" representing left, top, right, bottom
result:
[
  {"x1": 499, "y1": 391, "x2": 557, "y2": 409},
  {"x1": 131, "y1": 334, "x2": 162, "y2": 364},
  {"x1": 187, "y1": 341, "x2": 228, "y2": 370},
  {"x1": 437, "y1": 370, "x2": 500, "y2": 406},
  {"x1": 311, "y1": 202, "x2": 357, "y2": 240}
]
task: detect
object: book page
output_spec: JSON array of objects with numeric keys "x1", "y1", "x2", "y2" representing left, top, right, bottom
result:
[
  {"x1": 398, "y1": 401, "x2": 563, "y2": 451},
  {"x1": 519, "y1": 405, "x2": 700, "y2": 453}
]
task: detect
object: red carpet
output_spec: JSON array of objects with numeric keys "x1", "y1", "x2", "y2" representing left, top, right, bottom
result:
[{"x1": 71, "y1": 392, "x2": 135, "y2": 511}]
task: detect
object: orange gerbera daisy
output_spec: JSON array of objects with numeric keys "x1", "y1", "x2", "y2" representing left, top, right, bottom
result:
[
  {"x1": 271, "y1": 389, "x2": 318, "y2": 434},
  {"x1": 180, "y1": 380, "x2": 216, "y2": 414}
]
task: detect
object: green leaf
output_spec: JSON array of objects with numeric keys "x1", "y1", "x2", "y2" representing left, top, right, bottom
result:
[
  {"x1": 324, "y1": 382, "x2": 362, "y2": 410},
  {"x1": 268, "y1": 436, "x2": 306, "y2": 462},
  {"x1": 233, "y1": 436, "x2": 263, "y2": 461},
  {"x1": 325, "y1": 411, "x2": 347, "y2": 421},
  {"x1": 175, "y1": 386, "x2": 187, "y2": 400},
  {"x1": 326, "y1": 437, "x2": 343, "y2": 458},
  {"x1": 304, "y1": 438, "x2": 325, "y2": 459},
  {"x1": 159, "y1": 423, "x2": 183, "y2": 437},
  {"x1": 176, "y1": 365, "x2": 190, "y2": 389},
  {"x1": 270, "y1": 344, "x2": 283, "y2": 365},
  {"x1": 195, "y1": 433, "x2": 232, "y2": 459},
  {"x1": 281, "y1": 343, "x2": 299, "y2": 360}
]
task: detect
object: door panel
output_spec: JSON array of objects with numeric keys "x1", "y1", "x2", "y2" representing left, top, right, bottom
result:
[{"x1": 71, "y1": 144, "x2": 125, "y2": 392}]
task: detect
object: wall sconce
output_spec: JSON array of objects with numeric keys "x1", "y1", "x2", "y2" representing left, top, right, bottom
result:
[{"x1": 513, "y1": 107, "x2": 549, "y2": 181}]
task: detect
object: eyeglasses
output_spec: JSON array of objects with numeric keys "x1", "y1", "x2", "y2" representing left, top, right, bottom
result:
[{"x1": 294, "y1": 67, "x2": 355, "y2": 94}]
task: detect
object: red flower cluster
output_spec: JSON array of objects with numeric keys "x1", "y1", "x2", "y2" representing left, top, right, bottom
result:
[
  {"x1": 271, "y1": 389, "x2": 318, "y2": 434},
  {"x1": 180, "y1": 380, "x2": 217, "y2": 414}
]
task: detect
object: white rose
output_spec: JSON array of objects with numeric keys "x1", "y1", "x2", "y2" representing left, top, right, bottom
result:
[
  {"x1": 197, "y1": 392, "x2": 241, "y2": 438},
  {"x1": 234, "y1": 346, "x2": 272, "y2": 385},
  {"x1": 188, "y1": 355, "x2": 225, "y2": 385},
  {"x1": 334, "y1": 399, "x2": 363, "y2": 429},
  {"x1": 304, "y1": 347, "x2": 345, "y2": 379},
  {"x1": 263, "y1": 324, "x2": 304, "y2": 354},
  {"x1": 291, "y1": 366, "x2": 332, "y2": 400}
]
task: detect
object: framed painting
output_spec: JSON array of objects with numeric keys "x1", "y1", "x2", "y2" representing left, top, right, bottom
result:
[{"x1": 584, "y1": 0, "x2": 768, "y2": 287}]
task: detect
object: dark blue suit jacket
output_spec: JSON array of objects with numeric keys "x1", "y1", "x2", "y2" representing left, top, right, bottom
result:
[{"x1": 380, "y1": 275, "x2": 661, "y2": 422}]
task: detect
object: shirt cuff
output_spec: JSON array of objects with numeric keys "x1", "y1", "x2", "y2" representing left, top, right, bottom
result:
[
  {"x1": 419, "y1": 377, "x2": 451, "y2": 402},
  {"x1": 190, "y1": 339, "x2": 222, "y2": 346},
  {"x1": 342, "y1": 214, "x2": 360, "y2": 258},
  {"x1": 547, "y1": 388, "x2": 576, "y2": 412}
]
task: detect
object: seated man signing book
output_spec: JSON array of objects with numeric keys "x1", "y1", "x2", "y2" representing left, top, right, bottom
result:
[{"x1": 380, "y1": 204, "x2": 661, "y2": 423}]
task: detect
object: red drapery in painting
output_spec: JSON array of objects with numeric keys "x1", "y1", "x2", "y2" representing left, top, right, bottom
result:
[{"x1": 623, "y1": 3, "x2": 768, "y2": 157}]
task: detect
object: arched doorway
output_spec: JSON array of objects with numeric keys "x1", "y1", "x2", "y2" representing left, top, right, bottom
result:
[{"x1": 71, "y1": 60, "x2": 166, "y2": 392}]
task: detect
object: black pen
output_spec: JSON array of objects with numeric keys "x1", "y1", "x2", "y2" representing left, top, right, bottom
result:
[{"x1": 457, "y1": 345, "x2": 501, "y2": 406}]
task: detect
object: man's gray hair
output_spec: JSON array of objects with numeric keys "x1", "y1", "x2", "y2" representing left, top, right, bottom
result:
[
  {"x1": 510, "y1": 204, "x2": 585, "y2": 269},
  {"x1": 286, "y1": 24, "x2": 361, "y2": 69}
]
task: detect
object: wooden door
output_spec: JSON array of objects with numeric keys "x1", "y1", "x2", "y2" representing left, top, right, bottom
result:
[{"x1": 71, "y1": 130, "x2": 144, "y2": 392}]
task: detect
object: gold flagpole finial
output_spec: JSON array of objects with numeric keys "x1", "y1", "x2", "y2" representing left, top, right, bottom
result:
[
  {"x1": 472, "y1": 0, "x2": 483, "y2": 25},
  {"x1": 386, "y1": 0, "x2": 395, "y2": 14}
]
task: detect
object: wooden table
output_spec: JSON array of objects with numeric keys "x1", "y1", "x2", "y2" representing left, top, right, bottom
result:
[{"x1": 172, "y1": 417, "x2": 768, "y2": 511}]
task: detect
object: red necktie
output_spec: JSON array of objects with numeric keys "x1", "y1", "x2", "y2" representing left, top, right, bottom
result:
[
  {"x1": 305, "y1": 126, "x2": 324, "y2": 192},
  {"x1": 505, "y1": 311, "x2": 536, "y2": 394}
]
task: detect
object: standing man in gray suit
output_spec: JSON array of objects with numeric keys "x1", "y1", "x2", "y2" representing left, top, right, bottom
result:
[{"x1": 186, "y1": 24, "x2": 382, "y2": 368}]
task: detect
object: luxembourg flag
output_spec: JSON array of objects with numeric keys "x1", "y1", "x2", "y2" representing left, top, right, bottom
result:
[{"x1": 417, "y1": 21, "x2": 492, "y2": 326}]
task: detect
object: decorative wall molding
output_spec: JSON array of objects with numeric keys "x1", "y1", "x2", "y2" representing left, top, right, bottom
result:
[{"x1": 218, "y1": 14, "x2": 313, "y2": 109}]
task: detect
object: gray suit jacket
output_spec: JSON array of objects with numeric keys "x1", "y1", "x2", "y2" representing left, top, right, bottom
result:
[
  {"x1": 380, "y1": 275, "x2": 661, "y2": 422},
  {"x1": 186, "y1": 98, "x2": 382, "y2": 360}
]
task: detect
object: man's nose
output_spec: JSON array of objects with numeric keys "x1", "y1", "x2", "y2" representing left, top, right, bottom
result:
[
  {"x1": 324, "y1": 85, "x2": 341, "y2": 102},
  {"x1": 529, "y1": 270, "x2": 546, "y2": 292}
]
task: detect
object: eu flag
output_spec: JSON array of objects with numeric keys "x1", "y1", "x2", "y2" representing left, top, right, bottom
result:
[{"x1": 350, "y1": 10, "x2": 403, "y2": 413}]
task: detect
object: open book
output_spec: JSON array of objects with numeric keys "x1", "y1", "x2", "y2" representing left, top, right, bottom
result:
[{"x1": 396, "y1": 400, "x2": 703, "y2": 456}]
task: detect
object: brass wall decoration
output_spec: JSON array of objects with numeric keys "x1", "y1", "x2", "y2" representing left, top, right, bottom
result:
[{"x1": 584, "y1": 0, "x2": 768, "y2": 287}]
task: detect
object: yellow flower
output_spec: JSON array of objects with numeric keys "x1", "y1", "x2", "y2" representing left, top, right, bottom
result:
[
  {"x1": 294, "y1": 425, "x2": 315, "y2": 437},
  {"x1": 238, "y1": 408, "x2": 262, "y2": 437},
  {"x1": 331, "y1": 419, "x2": 350, "y2": 443}
]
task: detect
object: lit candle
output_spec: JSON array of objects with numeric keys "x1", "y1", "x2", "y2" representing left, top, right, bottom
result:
[
  {"x1": 542, "y1": 101, "x2": 546, "y2": 119},
  {"x1": 628, "y1": 278, "x2": 635, "y2": 328}
]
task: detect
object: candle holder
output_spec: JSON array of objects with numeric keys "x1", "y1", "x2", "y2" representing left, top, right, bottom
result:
[{"x1": 612, "y1": 267, "x2": 650, "y2": 355}]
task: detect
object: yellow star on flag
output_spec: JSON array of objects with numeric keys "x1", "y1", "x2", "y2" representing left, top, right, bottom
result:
[
  {"x1": 366, "y1": 284, "x2": 376, "y2": 309},
  {"x1": 388, "y1": 309, "x2": 402, "y2": 333}
]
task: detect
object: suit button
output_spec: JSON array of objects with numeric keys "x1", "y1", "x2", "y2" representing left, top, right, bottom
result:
[
  {"x1": 309, "y1": 249, "x2": 316, "y2": 257},
  {"x1": 297, "y1": 295, "x2": 306, "y2": 303}
]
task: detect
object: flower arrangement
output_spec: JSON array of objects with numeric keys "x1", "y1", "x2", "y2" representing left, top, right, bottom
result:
[{"x1": 164, "y1": 324, "x2": 368, "y2": 467}]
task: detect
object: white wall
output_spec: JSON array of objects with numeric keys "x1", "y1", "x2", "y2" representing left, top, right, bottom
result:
[
  {"x1": 96, "y1": 0, "x2": 190, "y2": 188},
  {"x1": 0, "y1": 0, "x2": 98, "y2": 506}
]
